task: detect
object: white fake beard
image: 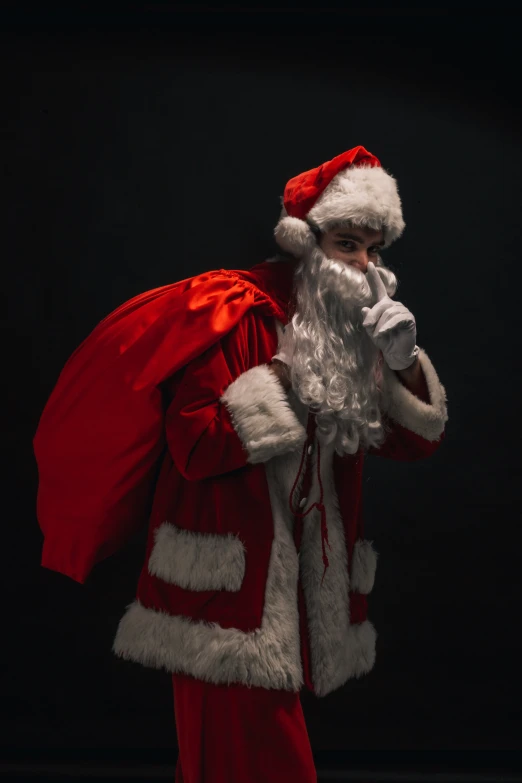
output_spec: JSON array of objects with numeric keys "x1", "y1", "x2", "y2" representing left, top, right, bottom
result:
[{"x1": 288, "y1": 243, "x2": 399, "y2": 455}]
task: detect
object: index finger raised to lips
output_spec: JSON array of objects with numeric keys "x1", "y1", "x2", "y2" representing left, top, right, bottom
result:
[{"x1": 366, "y1": 261, "x2": 388, "y2": 304}]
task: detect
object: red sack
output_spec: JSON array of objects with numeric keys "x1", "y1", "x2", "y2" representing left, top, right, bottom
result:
[{"x1": 33, "y1": 262, "x2": 294, "y2": 584}]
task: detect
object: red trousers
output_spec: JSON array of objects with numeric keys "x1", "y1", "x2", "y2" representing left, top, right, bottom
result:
[
  {"x1": 172, "y1": 672, "x2": 317, "y2": 783},
  {"x1": 173, "y1": 476, "x2": 318, "y2": 782}
]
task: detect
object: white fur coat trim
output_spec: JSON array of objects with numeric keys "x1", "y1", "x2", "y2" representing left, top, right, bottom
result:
[
  {"x1": 113, "y1": 474, "x2": 305, "y2": 691},
  {"x1": 380, "y1": 347, "x2": 448, "y2": 441},
  {"x1": 273, "y1": 164, "x2": 405, "y2": 254},
  {"x1": 112, "y1": 321, "x2": 445, "y2": 695},
  {"x1": 148, "y1": 522, "x2": 246, "y2": 592},
  {"x1": 113, "y1": 397, "x2": 379, "y2": 696},
  {"x1": 270, "y1": 397, "x2": 378, "y2": 696},
  {"x1": 350, "y1": 539, "x2": 379, "y2": 594},
  {"x1": 148, "y1": 522, "x2": 376, "y2": 598},
  {"x1": 220, "y1": 363, "x2": 307, "y2": 464},
  {"x1": 112, "y1": 595, "x2": 377, "y2": 695}
]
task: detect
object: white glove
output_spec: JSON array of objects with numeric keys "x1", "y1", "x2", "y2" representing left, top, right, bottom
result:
[
  {"x1": 272, "y1": 321, "x2": 295, "y2": 368},
  {"x1": 360, "y1": 261, "x2": 419, "y2": 371}
]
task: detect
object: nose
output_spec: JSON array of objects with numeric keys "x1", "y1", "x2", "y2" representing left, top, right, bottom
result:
[{"x1": 351, "y1": 252, "x2": 370, "y2": 274}]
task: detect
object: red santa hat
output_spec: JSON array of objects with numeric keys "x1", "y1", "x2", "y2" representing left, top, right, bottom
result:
[{"x1": 273, "y1": 145, "x2": 406, "y2": 256}]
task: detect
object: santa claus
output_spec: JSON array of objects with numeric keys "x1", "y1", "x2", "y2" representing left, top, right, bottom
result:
[{"x1": 34, "y1": 145, "x2": 448, "y2": 783}]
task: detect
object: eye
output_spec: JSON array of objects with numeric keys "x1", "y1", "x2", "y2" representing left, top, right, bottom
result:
[{"x1": 337, "y1": 241, "x2": 382, "y2": 255}]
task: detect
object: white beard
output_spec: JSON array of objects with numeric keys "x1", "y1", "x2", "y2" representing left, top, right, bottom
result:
[{"x1": 287, "y1": 244, "x2": 399, "y2": 456}]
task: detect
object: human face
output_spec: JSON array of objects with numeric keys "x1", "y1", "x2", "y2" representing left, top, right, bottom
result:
[{"x1": 317, "y1": 225, "x2": 385, "y2": 274}]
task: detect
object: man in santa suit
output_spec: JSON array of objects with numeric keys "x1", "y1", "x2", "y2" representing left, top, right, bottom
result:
[{"x1": 35, "y1": 146, "x2": 448, "y2": 783}]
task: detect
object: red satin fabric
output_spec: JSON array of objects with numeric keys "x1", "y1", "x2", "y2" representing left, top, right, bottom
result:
[
  {"x1": 283, "y1": 145, "x2": 381, "y2": 219},
  {"x1": 33, "y1": 261, "x2": 297, "y2": 584},
  {"x1": 172, "y1": 672, "x2": 317, "y2": 783}
]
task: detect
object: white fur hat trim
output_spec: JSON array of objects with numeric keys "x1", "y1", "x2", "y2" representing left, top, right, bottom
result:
[{"x1": 274, "y1": 163, "x2": 405, "y2": 256}]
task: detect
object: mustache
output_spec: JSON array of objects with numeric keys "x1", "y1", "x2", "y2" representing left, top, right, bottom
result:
[
  {"x1": 320, "y1": 256, "x2": 390, "y2": 309},
  {"x1": 296, "y1": 245, "x2": 398, "y2": 313}
]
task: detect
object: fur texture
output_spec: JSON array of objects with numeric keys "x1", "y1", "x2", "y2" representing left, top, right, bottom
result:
[
  {"x1": 112, "y1": 319, "x2": 447, "y2": 697},
  {"x1": 308, "y1": 164, "x2": 405, "y2": 247},
  {"x1": 380, "y1": 347, "x2": 448, "y2": 441},
  {"x1": 350, "y1": 539, "x2": 379, "y2": 594},
  {"x1": 281, "y1": 388, "x2": 378, "y2": 694},
  {"x1": 220, "y1": 363, "x2": 307, "y2": 463},
  {"x1": 148, "y1": 522, "x2": 246, "y2": 592},
  {"x1": 113, "y1": 363, "x2": 380, "y2": 697},
  {"x1": 274, "y1": 163, "x2": 406, "y2": 256},
  {"x1": 113, "y1": 457, "x2": 306, "y2": 691},
  {"x1": 273, "y1": 215, "x2": 316, "y2": 257}
]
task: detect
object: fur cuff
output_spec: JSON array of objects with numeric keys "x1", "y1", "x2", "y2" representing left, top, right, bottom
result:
[
  {"x1": 381, "y1": 347, "x2": 448, "y2": 441},
  {"x1": 221, "y1": 364, "x2": 307, "y2": 463}
]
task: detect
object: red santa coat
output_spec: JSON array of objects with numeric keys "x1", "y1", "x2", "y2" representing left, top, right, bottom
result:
[{"x1": 36, "y1": 258, "x2": 448, "y2": 698}]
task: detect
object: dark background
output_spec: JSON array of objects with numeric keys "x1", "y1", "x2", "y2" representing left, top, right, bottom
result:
[{"x1": 2, "y1": 4, "x2": 522, "y2": 779}]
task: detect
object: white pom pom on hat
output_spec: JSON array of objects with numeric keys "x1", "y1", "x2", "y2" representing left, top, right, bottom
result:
[
  {"x1": 273, "y1": 145, "x2": 406, "y2": 257},
  {"x1": 273, "y1": 212, "x2": 317, "y2": 256}
]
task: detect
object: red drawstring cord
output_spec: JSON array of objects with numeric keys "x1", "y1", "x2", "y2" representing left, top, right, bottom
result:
[{"x1": 289, "y1": 426, "x2": 332, "y2": 587}]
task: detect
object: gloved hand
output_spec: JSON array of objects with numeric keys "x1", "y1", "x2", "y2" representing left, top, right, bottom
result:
[{"x1": 361, "y1": 261, "x2": 420, "y2": 371}]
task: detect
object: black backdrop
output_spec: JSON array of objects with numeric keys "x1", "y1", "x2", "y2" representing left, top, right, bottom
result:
[{"x1": 3, "y1": 5, "x2": 522, "y2": 778}]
